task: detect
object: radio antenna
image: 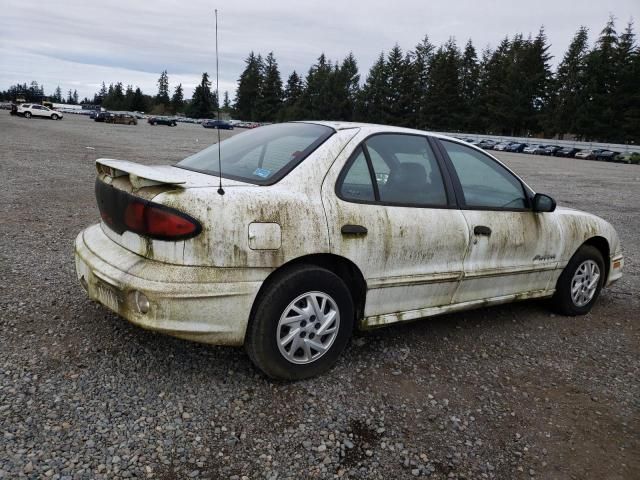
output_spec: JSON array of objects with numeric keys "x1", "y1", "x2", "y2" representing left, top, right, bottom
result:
[{"x1": 215, "y1": 8, "x2": 224, "y2": 195}]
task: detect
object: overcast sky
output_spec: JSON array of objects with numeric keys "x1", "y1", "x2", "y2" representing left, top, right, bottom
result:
[{"x1": 1, "y1": 0, "x2": 638, "y2": 101}]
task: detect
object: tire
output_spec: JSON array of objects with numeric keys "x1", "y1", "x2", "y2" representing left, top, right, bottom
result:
[
  {"x1": 129, "y1": 121, "x2": 134, "y2": 125},
  {"x1": 51, "y1": 114, "x2": 59, "y2": 120},
  {"x1": 24, "y1": 112, "x2": 32, "y2": 118},
  {"x1": 151, "y1": 121, "x2": 156, "y2": 126},
  {"x1": 245, "y1": 265, "x2": 354, "y2": 380},
  {"x1": 550, "y1": 245, "x2": 605, "y2": 316}
]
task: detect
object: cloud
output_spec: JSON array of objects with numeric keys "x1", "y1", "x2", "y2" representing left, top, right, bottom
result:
[{"x1": 1, "y1": 0, "x2": 638, "y2": 100}]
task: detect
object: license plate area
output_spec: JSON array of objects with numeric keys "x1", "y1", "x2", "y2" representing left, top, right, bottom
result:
[{"x1": 93, "y1": 278, "x2": 122, "y2": 312}]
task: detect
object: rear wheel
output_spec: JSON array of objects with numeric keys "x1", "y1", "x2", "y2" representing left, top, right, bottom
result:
[
  {"x1": 24, "y1": 112, "x2": 32, "y2": 118},
  {"x1": 551, "y1": 245, "x2": 605, "y2": 316},
  {"x1": 245, "y1": 265, "x2": 354, "y2": 380}
]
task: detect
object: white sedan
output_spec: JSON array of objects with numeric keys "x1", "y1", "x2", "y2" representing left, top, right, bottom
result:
[
  {"x1": 74, "y1": 122, "x2": 624, "y2": 379},
  {"x1": 17, "y1": 103, "x2": 63, "y2": 120}
]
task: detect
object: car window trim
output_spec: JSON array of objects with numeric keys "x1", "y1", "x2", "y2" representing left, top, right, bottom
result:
[
  {"x1": 434, "y1": 138, "x2": 534, "y2": 212},
  {"x1": 335, "y1": 132, "x2": 455, "y2": 209}
]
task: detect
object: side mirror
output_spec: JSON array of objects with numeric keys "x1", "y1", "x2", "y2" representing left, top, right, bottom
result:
[{"x1": 532, "y1": 193, "x2": 556, "y2": 213}]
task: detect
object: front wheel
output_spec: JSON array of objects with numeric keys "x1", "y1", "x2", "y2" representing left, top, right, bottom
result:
[
  {"x1": 24, "y1": 112, "x2": 32, "y2": 118},
  {"x1": 550, "y1": 245, "x2": 605, "y2": 316},
  {"x1": 245, "y1": 265, "x2": 354, "y2": 380},
  {"x1": 51, "y1": 114, "x2": 59, "y2": 120}
]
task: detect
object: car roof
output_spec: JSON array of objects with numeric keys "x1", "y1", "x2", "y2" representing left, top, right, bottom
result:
[{"x1": 298, "y1": 120, "x2": 479, "y2": 144}]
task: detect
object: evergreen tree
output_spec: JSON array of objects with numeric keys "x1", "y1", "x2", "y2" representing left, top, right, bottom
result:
[
  {"x1": 256, "y1": 52, "x2": 283, "y2": 121},
  {"x1": 459, "y1": 40, "x2": 480, "y2": 131},
  {"x1": 53, "y1": 85, "x2": 63, "y2": 102},
  {"x1": 615, "y1": 21, "x2": 640, "y2": 143},
  {"x1": 130, "y1": 87, "x2": 146, "y2": 112},
  {"x1": 124, "y1": 85, "x2": 134, "y2": 110},
  {"x1": 357, "y1": 52, "x2": 388, "y2": 123},
  {"x1": 235, "y1": 52, "x2": 264, "y2": 120},
  {"x1": 576, "y1": 17, "x2": 618, "y2": 140},
  {"x1": 552, "y1": 26, "x2": 590, "y2": 137},
  {"x1": 414, "y1": 35, "x2": 435, "y2": 128},
  {"x1": 423, "y1": 39, "x2": 463, "y2": 131},
  {"x1": 222, "y1": 91, "x2": 231, "y2": 113},
  {"x1": 281, "y1": 71, "x2": 305, "y2": 120},
  {"x1": 171, "y1": 83, "x2": 184, "y2": 113},
  {"x1": 300, "y1": 54, "x2": 334, "y2": 119},
  {"x1": 156, "y1": 70, "x2": 170, "y2": 110},
  {"x1": 72, "y1": 89, "x2": 79, "y2": 104},
  {"x1": 67, "y1": 89, "x2": 74, "y2": 103},
  {"x1": 188, "y1": 72, "x2": 217, "y2": 118},
  {"x1": 333, "y1": 53, "x2": 360, "y2": 121}
]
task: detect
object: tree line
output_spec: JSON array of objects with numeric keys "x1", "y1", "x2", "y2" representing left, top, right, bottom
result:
[
  {"x1": 1, "y1": 17, "x2": 637, "y2": 142},
  {"x1": 233, "y1": 17, "x2": 639, "y2": 143}
]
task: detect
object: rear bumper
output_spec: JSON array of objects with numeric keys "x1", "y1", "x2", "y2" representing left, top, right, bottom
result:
[{"x1": 74, "y1": 224, "x2": 267, "y2": 345}]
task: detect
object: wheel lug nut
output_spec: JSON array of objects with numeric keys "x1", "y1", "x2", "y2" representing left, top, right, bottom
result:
[
  {"x1": 315, "y1": 323, "x2": 321, "y2": 329},
  {"x1": 300, "y1": 331, "x2": 306, "y2": 338},
  {"x1": 309, "y1": 333, "x2": 315, "y2": 339}
]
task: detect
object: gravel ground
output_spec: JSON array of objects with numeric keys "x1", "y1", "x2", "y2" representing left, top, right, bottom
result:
[{"x1": 1, "y1": 114, "x2": 638, "y2": 479}]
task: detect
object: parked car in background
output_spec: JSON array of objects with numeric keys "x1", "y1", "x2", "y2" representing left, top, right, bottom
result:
[
  {"x1": 202, "y1": 119, "x2": 233, "y2": 130},
  {"x1": 106, "y1": 113, "x2": 138, "y2": 125},
  {"x1": 523, "y1": 144, "x2": 545, "y2": 154},
  {"x1": 493, "y1": 142, "x2": 512, "y2": 151},
  {"x1": 575, "y1": 149, "x2": 603, "y2": 160},
  {"x1": 542, "y1": 145, "x2": 563, "y2": 156},
  {"x1": 616, "y1": 152, "x2": 640, "y2": 164},
  {"x1": 17, "y1": 103, "x2": 63, "y2": 120},
  {"x1": 148, "y1": 116, "x2": 177, "y2": 126},
  {"x1": 596, "y1": 150, "x2": 619, "y2": 162},
  {"x1": 477, "y1": 139, "x2": 497, "y2": 150},
  {"x1": 506, "y1": 143, "x2": 528, "y2": 153},
  {"x1": 555, "y1": 147, "x2": 580, "y2": 158},
  {"x1": 94, "y1": 111, "x2": 109, "y2": 122}
]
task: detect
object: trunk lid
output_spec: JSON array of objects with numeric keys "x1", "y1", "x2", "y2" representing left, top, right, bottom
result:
[{"x1": 94, "y1": 158, "x2": 256, "y2": 263}]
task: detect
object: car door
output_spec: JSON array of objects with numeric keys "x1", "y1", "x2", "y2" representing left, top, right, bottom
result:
[
  {"x1": 31, "y1": 105, "x2": 45, "y2": 117},
  {"x1": 321, "y1": 132, "x2": 470, "y2": 327},
  {"x1": 436, "y1": 139, "x2": 562, "y2": 303}
]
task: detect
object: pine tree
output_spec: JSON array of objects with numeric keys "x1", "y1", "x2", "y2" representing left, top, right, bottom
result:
[
  {"x1": 281, "y1": 71, "x2": 305, "y2": 120},
  {"x1": 171, "y1": 84, "x2": 184, "y2": 113},
  {"x1": 576, "y1": 17, "x2": 618, "y2": 140},
  {"x1": 188, "y1": 73, "x2": 216, "y2": 118},
  {"x1": 67, "y1": 89, "x2": 74, "y2": 103},
  {"x1": 423, "y1": 39, "x2": 463, "y2": 131},
  {"x1": 222, "y1": 91, "x2": 231, "y2": 113},
  {"x1": 552, "y1": 27, "x2": 589, "y2": 138},
  {"x1": 300, "y1": 54, "x2": 334, "y2": 119},
  {"x1": 130, "y1": 87, "x2": 146, "y2": 112},
  {"x1": 459, "y1": 40, "x2": 480, "y2": 131},
  {"x1": 356, "y1": 52, "x2": 388, "y2": 123},
  {"x1": 256, "y1": 52, "x2": 283, "y2": 121},
  {"x1": 414, "y1": 35, "x2": 435, "y2": 128},
  {"x1": 156, "y1": 70, "x2": 170, "y2": 111},
  {"x1": 53, "y1": 85, "x2": 63, "y2": 102},
  {"x1": 615, "y1": 21, "x2": 640, "y2": 143},
  {"x1": 235, "y1": 52, "x2": 264, "y2": 121},
  {"x1": 333, "y1": 53, "x2": 360, "y2": 121}
]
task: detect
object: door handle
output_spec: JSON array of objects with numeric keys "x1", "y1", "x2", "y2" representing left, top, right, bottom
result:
[
  {"x1": 341, "y1": 224, "x2": 368, "y2": 235},
  {"x1": 473, "y1": 225, "x2": 492, "y2": 236}
]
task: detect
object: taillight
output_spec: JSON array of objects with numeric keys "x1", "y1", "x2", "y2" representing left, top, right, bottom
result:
[
  {"x1": 96, "y1": 180, "x2": 201, "y2": 241},
  {"x1": 124, "y1": 200, "x2": 200, "y2": 239}
]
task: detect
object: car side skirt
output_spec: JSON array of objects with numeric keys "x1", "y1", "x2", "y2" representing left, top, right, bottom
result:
[{"x1": 360, "y1": 288, "x2": 554, "y2": 329}]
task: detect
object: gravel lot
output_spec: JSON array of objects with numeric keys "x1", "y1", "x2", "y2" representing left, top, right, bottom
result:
[{"x1": 1, "y1": 114, "x2": 638, "y2": 479}]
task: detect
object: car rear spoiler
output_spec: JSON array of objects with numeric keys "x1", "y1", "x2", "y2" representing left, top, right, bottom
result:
[{"x1": 96, "y1": 158, "x2": 187, "y2": 189}]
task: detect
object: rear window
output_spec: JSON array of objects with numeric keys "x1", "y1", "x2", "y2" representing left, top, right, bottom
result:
[{"x1": 177, "y1": 123, "x2": 334, "y2": 185}]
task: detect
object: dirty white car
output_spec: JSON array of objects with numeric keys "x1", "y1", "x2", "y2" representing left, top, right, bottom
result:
[{"x1": 74, "y1": 122, "x2": 624, "y2": 379}]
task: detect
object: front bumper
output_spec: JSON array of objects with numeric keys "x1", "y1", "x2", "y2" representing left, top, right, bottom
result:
[
  {"x1": 74, "y1": 224, "x2": 267, "y2": 345},
  {"x1": 607, "y1": 254, "x2": 624, "y2": 286}
]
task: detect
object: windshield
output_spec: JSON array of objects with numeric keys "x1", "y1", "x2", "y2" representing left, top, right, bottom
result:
[{"x1": 177, "y1": 122, "x2": 334, "y2": 185}]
